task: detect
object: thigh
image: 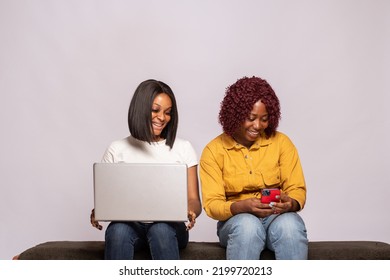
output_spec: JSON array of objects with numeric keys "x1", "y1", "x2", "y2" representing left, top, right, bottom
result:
[
  {"x1": 105, "y1": 222, "x2": 146, "y2": 246},
  {"x1": 217, "y1": 213, "x2": 265, "y2": 247},
  {"x1": 147, "y1": 222, "x2": 188, "y2": 248}
]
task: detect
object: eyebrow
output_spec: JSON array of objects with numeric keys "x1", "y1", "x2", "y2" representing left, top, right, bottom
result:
[
  {"x1": 249, "y1": 113, "x2": 268, "y2": 117},
  {"x1": 152, "y1": 103, "x2": 172, "y2": 110}
]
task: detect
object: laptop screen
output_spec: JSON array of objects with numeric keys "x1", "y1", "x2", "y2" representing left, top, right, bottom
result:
[{"x1": 93, "y1": 162, "x2": 188, "y2": 222}]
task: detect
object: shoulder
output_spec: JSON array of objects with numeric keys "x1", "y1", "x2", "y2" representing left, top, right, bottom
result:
[
  {"x1": 170, "y1": 137, "x2": 194, "y2": 151},
  {"x1": 173, "y1": 137, "x2": 193, "y2": 147},
  {"x1": 203, "y1": 133, "x2": 225, "y2": 148},
  {"x1": 272, "y1": 131, "x2": 293, "y2": 143},
  {"x1": 105, "y1": 135, "x2": 141, "y2": 151},
  {"x1": 200, "y1": 133, "x2": 227, "y2": 160},
  {"x1": 109, "y1": 136, "x2": 130, "y2": 145},
  {"x1": 172, "y1": 137, "x2": 197, "y2": 154},
  {"x1": 270, "y1": 131, "x2": 298, "y2": 151},
  {"x1": 101, "y1": 136, "x2": 135, "y2": 163},
  {"x1": 172, "y1": 137, "x2": 198, "y2": 165}
]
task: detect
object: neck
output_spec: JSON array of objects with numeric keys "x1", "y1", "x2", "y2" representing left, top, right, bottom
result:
[
  {"x1": 152, "y1": 136, "x2": 163, "y2": 142},
  {"x1": 231, "y1": 136, "x2": 253, "y2": 149}
]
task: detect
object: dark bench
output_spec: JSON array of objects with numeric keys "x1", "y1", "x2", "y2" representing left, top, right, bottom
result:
[{"x1": 15, "y1": 240, "x2": 390, "y2": 260}]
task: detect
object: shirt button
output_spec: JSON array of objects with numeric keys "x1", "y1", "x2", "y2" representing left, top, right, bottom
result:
[
  {"x1": 249, "y1": 171, "x2": 252, "y2": 174},
  {"x1": 245, "y1": 155, "x2": 248, "y2": 159}
]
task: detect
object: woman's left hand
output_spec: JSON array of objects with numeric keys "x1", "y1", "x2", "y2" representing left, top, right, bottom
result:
[
  {"x1": 269, "y1": 193, "x2": 299, "y2": 214},
  {"x1": 186, "y1": 210, "x2": 197, "y2": 230}
]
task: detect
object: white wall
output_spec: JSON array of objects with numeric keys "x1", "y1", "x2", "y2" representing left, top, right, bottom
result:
[{"x1": 1, "y1": 0, "x2": 389, "y2": 260}]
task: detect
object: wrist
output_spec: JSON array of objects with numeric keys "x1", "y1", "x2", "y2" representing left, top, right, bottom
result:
[
  {"x1": 230, "y1": 201, "x2": 242, "y2": 215},
  {"x1": 290, "y1": 198, "x2": 300, "y2": 212}
]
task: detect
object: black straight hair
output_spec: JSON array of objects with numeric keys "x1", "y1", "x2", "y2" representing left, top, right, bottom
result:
[{"x1": 128, "y1": 79, "x2": 178, "y2": 148}]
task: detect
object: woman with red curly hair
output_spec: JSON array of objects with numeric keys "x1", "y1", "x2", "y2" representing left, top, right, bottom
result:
[{"x1": 200, "y1": 76, "x2": 308, "y2": 260}]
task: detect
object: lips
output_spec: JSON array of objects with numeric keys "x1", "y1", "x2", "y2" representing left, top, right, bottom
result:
[
  {"x1": 247, "y1": 130, "x2": 259, "y2": 138},
  {"x1": 152, "y1": 122, "x2": 165, "y2": 131}
]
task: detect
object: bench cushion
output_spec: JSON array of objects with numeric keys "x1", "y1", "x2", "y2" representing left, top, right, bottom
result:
[{"x1": 17, "y1": 240, "x2": 390, "y2": 260}]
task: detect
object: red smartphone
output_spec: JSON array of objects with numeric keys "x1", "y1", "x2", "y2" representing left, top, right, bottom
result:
[{"x1": 260, "y1": 188, "x2": 281, "y2": 204}]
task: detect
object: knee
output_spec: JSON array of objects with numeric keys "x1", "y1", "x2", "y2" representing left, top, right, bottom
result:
[
  {"x1": 232, "y1": 213, "x2": 261, "y2": 229},
  {"x1": 269, "y1": 213, "x2": 307, "y2": 240},
  {"x1": 228, "y1": 214, "x2": 264, "y2": 241}
]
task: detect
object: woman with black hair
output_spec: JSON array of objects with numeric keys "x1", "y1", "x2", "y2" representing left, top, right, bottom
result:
[{"x1": 90, "y1": 79, "x2": 201, "y2": 260}]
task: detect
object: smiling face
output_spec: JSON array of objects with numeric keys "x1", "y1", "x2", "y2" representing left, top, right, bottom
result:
[
  {"x1": 232, "y1": 100, "x2": 269, "y2": 148},
  {"x1": 151, "y1": 93, "x2": 172, "y2": 141}
]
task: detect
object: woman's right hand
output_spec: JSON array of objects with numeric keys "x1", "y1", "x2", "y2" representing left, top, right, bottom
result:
[
  {"x1": 231, "y1": 198, "x2": 274, "y2": 218},
  {"x1": 186, "y1": 210, "x2": 197, "y2": 230},
  {"x1": 90, "y1": 209, "x2": 103, "y2": 230}
]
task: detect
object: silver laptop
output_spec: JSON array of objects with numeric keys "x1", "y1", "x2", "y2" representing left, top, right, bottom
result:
[{"x1": 93, "y1": 162, "x2": 188, "y2": 222}]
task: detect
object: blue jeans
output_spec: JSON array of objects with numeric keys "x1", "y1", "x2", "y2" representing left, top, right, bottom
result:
[
  {"x1": 104, "y1": 221, "x2": 188, "y2": 260},
  {"x1": 217, "y1": 213, "x2": 308, "y2": 260}
]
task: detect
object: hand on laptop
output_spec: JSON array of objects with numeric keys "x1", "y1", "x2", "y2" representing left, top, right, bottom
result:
[
  {"x1": 90, "y1": 209, "x2": 103, "y2": 230},
  {"x1": 186, "y1": 210, "x2": 197, "y2": 230}
]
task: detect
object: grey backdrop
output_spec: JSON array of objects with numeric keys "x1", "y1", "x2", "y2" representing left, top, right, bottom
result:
[{"x1": 1, "y1": 0, "x2": 389, "y2": 260}]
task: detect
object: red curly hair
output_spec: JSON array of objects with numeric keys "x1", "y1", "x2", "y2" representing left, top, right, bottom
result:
[{"x1": 219, "y1": 76, "x2": 281, "y2": 138}]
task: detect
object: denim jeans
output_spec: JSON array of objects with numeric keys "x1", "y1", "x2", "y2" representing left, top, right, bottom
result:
[
  {"x1": 217, "y1": 213, "x2": 308, "y2": 260},
  {"x1": 104, "y1": 221, "x2": 188, "y2": 260}
]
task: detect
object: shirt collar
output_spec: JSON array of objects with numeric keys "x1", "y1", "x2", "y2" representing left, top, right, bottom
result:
[{"x1": 221, "y1": 133, "x2": 272, "y2": 150}]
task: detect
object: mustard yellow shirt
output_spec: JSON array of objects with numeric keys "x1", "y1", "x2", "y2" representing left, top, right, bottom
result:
[{"x1": 200, "y1": 131, "x2": 306, "y2": 221}]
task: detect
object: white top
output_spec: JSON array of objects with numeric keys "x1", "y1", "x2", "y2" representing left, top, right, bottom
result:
[{"x1": 102, "y1": 135, "x2": 198, "y2": 167}]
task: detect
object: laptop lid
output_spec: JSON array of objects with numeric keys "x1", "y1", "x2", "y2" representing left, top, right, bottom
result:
[{"x1": 93, "y1": 162, "x2": 188, "y2": 222}]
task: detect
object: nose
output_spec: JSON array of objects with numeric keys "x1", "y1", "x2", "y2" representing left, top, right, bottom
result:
[
  {"x1": 252, "y1": 119, "x2": 260, "y2": 130},
  {"x1": 157, "y1": 111, "x2": 165, "y2": 121}
]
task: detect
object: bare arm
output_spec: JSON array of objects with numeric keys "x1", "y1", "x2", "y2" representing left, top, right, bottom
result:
[{"x1": 186, "y1": 165, "x2": 202, "y2": 230}]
